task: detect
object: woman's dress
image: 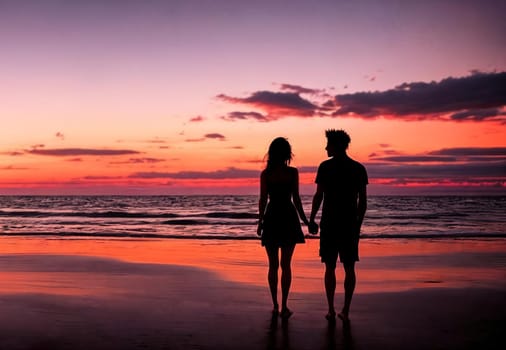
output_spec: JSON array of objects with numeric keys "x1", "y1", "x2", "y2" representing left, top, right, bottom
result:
[{"x1": 261, "y1": 179, "x2": 305, "y2": 247}]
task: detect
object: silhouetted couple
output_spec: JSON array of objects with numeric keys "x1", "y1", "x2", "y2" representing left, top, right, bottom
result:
[{"x1": 257, "y1": 129, "x2": 368, "y2": 322}]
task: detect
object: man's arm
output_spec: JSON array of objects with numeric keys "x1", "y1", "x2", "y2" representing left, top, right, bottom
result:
[
  {"x1": 356, "y1": 185, "x2": 367, "y2": 234},
  {"x1": 309, "y1": 183, "x2": 324, "y2": 234}
]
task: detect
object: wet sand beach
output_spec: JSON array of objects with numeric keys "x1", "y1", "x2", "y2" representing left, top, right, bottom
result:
[{"x1": 0, "y1": 238, "x2": 505, "y2": 349}]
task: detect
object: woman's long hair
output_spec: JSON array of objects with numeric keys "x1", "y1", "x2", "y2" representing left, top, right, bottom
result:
[{"x1": 266, "y1": 137, "x2": 293, "y2": 170}]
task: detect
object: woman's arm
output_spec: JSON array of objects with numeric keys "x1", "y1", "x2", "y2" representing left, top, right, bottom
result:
[
  {"x1": 257, "y1": 170, "x2": 268, "y2": 236},
  {"x1": 291, "y1": 168, "x2": 309, "y2": 226}
]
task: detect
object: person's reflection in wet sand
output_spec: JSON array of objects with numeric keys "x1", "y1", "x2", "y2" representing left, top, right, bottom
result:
[
  {"x1": 267, "y1": 312, "x2": 278, "y2": 350},
  {"x1": 324, "y1": 320, "x2": 354, "y2": 350},
  {"x1": 324, "y1": 321, "x2": 337, "y2": 350},
  {"x1": 266, "y1": 312, "x2": 291, "y2": 350},
  {"x1": 342, "y1": 321, "x2": 354, "y2": 350}
]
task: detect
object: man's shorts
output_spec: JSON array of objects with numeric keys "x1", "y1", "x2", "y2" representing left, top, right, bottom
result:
[{"x1": 319, "y1": 233, "x2": 359, "y2": 267}]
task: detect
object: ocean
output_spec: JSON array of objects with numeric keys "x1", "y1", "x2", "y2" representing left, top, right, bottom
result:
[{"x1": 0, "y1": 195, "x2": 505, "y2": 240}]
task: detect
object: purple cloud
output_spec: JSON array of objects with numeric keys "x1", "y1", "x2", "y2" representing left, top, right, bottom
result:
[
  {"x1": 449, "y1": 108, "x2": 506, "y2": 122},
  {"x1": 1, "y1": 165, "x2": 31, "y2": 170},
  {"x1": 83, "y1": 176, "x2": 124, "y2": 180},
  {"x1": 185, "y1": 133, "x2": 227, "y2": 142},
  {"x1": 144, "y1": 139, "x2": 168, "y2": 144},
  {"x1": 129, "y1": 167, "x2": 259, "y2": 179},
  {"x1": 370, "y1": 156, "x2": 458, "y2": 162},
  {"x1": 185, "y1": 138, "x2": 205, "y2": 142},
  {"x1": 217, "y1": 90, "x2": 320, "y2": 119},
  {"x1": 205, "y1": 133, "x2": 226, "y2": 141},
  {"x1": 218, "y1": 72, "x2": 506, "y2": 123},
  {"x1": 1, "y1": 151, "x2": 24, "y2": 156},
  {"x1": 189, "y1": 116, "x2": 205, "y2": 122},
  {"x1": 365, "y1": 161, "x2": 506, "y2": 179},
  {"x1": 221, "y1": 111, "x2": 270, "y2": 122},
  {"x1": 279, "y1": 83, "x2": 322, "y2": 95},
  {"x1": 361, "y1": 146, "x2": 506, "y2": 185},
  {"x1": 332, "y1": 71, "x2": 506, "y2": 121},
  {"x1": 110, "y1": 158, "x2": 166, "y2": 164},
  {"x1": 429, "y1": 147, "x2": 506, "y2": 157},
  {"x1": 368, "y1": 147, "x2": 506, "y2": 165},
  {"x1": 27, "y1": 148, "x2": 140, "y2": 156}
]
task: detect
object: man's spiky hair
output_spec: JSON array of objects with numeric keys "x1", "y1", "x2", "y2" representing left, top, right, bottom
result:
[{"x1": 325, "y1": 129, "x2": 351, "y2": 151}]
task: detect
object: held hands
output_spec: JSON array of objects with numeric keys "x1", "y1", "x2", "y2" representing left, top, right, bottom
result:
[{"x1": 308, "y1": 220, "x2": 319, "y2": 235}]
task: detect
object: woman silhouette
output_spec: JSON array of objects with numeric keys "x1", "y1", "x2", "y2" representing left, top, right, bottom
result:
[{"x1": 257, "y1": 137, "x2": 309, "y2": 319}]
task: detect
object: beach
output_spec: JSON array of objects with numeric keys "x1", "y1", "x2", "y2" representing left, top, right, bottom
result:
[{"x1": 0, "y1": 237, "x2": 505, "y2": 350}]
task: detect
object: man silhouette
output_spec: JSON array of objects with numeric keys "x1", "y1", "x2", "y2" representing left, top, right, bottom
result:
[{"x1": 309, "y1": 129, "x2": 368, "y2": 322}]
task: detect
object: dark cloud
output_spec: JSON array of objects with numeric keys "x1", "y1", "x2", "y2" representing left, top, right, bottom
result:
[
  {"x1": 186, "y1": 133, "x2": 226, "y2": 142},
  {"x1": 27, "y1": 148, "x2": 140, "y2": 156},
  {"x1": 1, "y1": 151, "x2": 24, "y2": 156},
  {"x1": 217, "y1": 91, "x2": 319, "y2": 119},
  {"x1": 205, "y1": 133, "x2": 226, "y2": 140},
  {"x1": 429, "y1": 147, "x2": 506, "y2": 156},
  {"x1": 332, "y1": 71, "x2": 506, "y2": 120},
  {"x1": 221, "y1": 111, "x2": 270, "y2": 122},
  {"x1": 368, "y1": 148, "x2": 402, "y2": 158},
  {"x1": 298, "y1": 166, "x2": 318, "y2": 174},
  {"x1": 466, "y1": 156, "x2": 506, "y2": 162},
  {"x1": 189, "y1": 116, "x2": 205, "y2": 122},
  {"x1": 1, "y1": 165, "x2": 30, "y2": 170},
  {"x1": 144, "y1": 139, "x2": 168, "y2": 144},
  {"x1": 129, "y1": 167, "x2": 259, "y2": 179},
  {"x1": 83, "y1": 176, "x2": 124, "y2": 180},
  {"x1": 370, "y1": 156, "x2": 458, "y2": 162},
  {"x1": 279, "y1": 84, "x2": 322, "y2": 95},
  {"x1": 449, "y1": 108, "x2": 506, "y2": 122},
  {"x1": 185, "y1": 138, "x2": 205, "y2": 142},
  {"x1": 366, "y1": 161, "x2": 506, "y2": 179},
  {"x1": 217, "y1": 72, "x2": 506, "y2": 123},
  {"x1": 366, "y1": 147, "x2": 506, "y2": 183},
  {"x1": 379, "y1": 177, "x2": 505, "y2": 187},
  {"x1": 110, "y1": 158, "x2": 166, "y2": 164}
]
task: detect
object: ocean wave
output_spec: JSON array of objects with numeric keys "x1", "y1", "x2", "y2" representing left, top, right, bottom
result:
[
  {"x1": 0, "y1": 210, "x2": 258, "y2": 220},
  {"x1": 202, "y1": 212, "x2": 258, "y2": 219},
  {"x1": 0, "y1": 210, "x2": 179, "y2": 219},
  {"x1": 161, "y1": 219, "x2": 255, "y2": 225},
  {"x1": 2, "y1": 232, "x2": 505, "y2": 240}
]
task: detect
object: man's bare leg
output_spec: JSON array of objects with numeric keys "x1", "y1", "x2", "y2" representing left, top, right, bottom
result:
[
  {"x1": 339, "y1": 262, "x2": 356, "y2": 322},
  {"x1": 324, "y1": 262, "x2": 337, "y2": 320}
]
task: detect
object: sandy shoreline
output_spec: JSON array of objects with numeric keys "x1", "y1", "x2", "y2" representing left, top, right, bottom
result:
[{"x1": 0, "y1": 238, "x2": 505, "y2": 349}]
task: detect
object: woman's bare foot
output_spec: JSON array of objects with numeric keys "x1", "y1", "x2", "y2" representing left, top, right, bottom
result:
[
  {"x1": 325, "y1": 310, "x2": 336, "y2": 322},
  {"x1": 272, "y1": 303, "x2": 279, "y2": 316},
  {"x1": 338, "y1": 311, "x2": 350, "y2": 323},
  {"x1": 280, "y1": 308, "x2": 293, "y2": 319}
]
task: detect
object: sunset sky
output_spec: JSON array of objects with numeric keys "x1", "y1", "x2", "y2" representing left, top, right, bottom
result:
[{"x1": 1, "y1": 0, "x2": 505, "y2": 195}]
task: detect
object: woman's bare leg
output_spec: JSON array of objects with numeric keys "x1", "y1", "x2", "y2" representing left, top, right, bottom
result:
[
  {"x1": 280, "y1": 244, "x2": 295, "y2": 316},
  {"x1": 265, "y1": 246, "x2": 279, "y2": 312}
]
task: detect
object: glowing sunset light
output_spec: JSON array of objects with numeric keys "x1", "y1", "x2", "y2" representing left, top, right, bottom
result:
[{"x1": 1, "y1": 0, "x2": 505, "y2": 195}]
